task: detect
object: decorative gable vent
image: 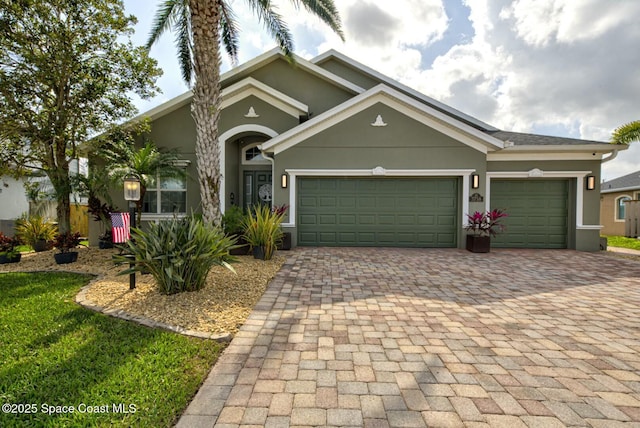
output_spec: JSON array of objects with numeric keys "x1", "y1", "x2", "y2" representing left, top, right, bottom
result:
[
  {"x1": 244, "y1": 107, "x2": 259, "y2": 118},
  {"x1": 371, "y1": 115, "x2": 387, "y2": 127}
]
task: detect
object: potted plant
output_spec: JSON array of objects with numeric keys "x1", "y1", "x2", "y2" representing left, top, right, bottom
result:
[
  {"x1": 222, "y1": 205, "x2": 249, "y2": 255},
  {"x1": 242, "y1": 204, "x2": 285, "y2": 260},
  {"x1": 464, "y1": 209, "x2": 508, "y2": 253},
  {"x1": 14, "y1": 215, "x2": 57, "y2": 252},
  {"x1": 0, "y1": 232, "x2": 21, "y2": 264},
  {"x1": 52, "y1": 231, "x2": 82, "y2": 264}
]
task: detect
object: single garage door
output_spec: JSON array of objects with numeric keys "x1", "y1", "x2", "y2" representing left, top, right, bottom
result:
[
  {"x1": 297, "y1": 177, "x2": 458, "y2": 247},
  {"x1": 491, "y1": 179, "x2": 569, "y2": 248}
]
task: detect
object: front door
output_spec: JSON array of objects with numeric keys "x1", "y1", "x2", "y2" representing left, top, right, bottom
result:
[{"x1": 244, "y1": 171, "x2": 272, "y2": 210}]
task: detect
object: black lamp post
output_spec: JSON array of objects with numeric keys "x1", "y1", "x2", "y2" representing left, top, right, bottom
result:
[{"x1": 123, "y1": 174, "x2": 140, "y2": 290}]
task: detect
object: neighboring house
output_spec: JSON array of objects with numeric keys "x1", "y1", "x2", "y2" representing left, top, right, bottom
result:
[
  {"x1": 0, "y1": 176, "x2": 29, "y2": 235},
  {"x1": 95, "y1": 49, "x2": 625, "y2": 251},
  {"x1": 600, "y1": 170, "x2": 640, "y2": 236}
]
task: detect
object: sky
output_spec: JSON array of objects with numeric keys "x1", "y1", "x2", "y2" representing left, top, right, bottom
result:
[{"x1": 123, "y1": 0, "x2": 640, "y2": 182}]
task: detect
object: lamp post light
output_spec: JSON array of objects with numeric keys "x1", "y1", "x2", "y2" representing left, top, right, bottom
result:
[{"x1": 123, "y1": 174, "x2": 141, "y2": 290}]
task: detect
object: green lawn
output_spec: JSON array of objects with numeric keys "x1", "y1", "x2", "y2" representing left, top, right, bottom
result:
[
  {"x1": 604, "y1": 235, "x2": 640, "y2": 251},
  {"x1": 0, "y1": 272, "x2": 224, "y2": 427}
]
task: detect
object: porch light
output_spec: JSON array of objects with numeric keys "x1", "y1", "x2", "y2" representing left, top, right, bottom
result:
[
  {"x1": 281, "y1": 173, "x2": 288, "y2": 189},
  {"x1": 123, "y1": 174, "x2": 140, "y2": 290},
  {"x1": 124, "y1": 174, "x2": 141, "y2": 201},
  {"x1": 471, "y1": 174, "x2": 480, "y2": 189},
  {"x1": 586, "y1": 175, "x2": 596, "y2": 191}
]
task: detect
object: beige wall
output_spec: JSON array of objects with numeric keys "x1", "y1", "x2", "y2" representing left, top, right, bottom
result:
[{"x1": 600, "y1": 191, "x2": 638, "y2": 236}]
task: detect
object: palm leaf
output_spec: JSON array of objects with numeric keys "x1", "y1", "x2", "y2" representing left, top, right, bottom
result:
[
  {"x1": 146, "y1": 0, "x2": 181, "y2": 49},
  {"x1": 220, "y1": 2, "x2": 240, "y2": 65},
  {"x1": 293, "y1": 0, "x2": 344, "y2": 40},
  {"x1": 611, "y1": 120, "x2": 640, "y2": 145}
]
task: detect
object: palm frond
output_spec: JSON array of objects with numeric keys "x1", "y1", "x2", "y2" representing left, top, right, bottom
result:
[
  {"x1": 293, "y1": 0, "x2": 344, "y2": 40},
  {"x1": 249, "y1": 0, "x2": 295, "y2": 57},
  {"x1": 220, "y1": 2, "x2": 240, "y2": 65},
  {"x1": 611, "y1": 120, "x2": 640, "y2": 145},
  {"x1": 146, "y1": 0, "x2": 181, "y2": 49},
  {"x1": 175, "y1": 2, "x2": 194, "y2": 85}
]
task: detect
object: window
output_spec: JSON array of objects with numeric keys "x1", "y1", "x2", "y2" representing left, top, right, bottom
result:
[
  {"x1": 241, "y1": 143, "x2": 269, "y2": 165},
  {"x1": 617, "y1": 196, "x2": 631, "y2": 220},
  {"x1": 143, "y1": 173, "x2": 187, "y2": 215}
]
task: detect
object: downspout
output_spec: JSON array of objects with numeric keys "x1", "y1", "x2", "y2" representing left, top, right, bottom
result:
[
  {"x1": 259, "y1": 146, "x2": 275, "y2": 208},
  {"x1": 602, "y1": 148, "x2": 619, "y2": 163}
]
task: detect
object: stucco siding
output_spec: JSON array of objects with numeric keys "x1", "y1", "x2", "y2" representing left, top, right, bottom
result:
[
  {"x1": 315, "y1": 58, "x2": 380, "y2": 90},
  {"x1": 600, "y1": 191, "x2": 634, "y2": 236},
  {"x1": 243, "y1": 58, "x2": 355, "y2": 115}
]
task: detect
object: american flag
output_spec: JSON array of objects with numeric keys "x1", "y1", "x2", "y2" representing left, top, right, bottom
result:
[{"x1": 110, "y1": 212, "x2": 130, "y2": 243}]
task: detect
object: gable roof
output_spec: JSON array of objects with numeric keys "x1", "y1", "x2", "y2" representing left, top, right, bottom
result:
[
  {"x1": 126, "y1": 48, "x2": 622, "y2": 157},
  {"x1": 312, "y1": 49, "x2": 499, "y2": 132},
  {"x1": 601, "y1": 170, "x2": 640, "y2": 193},
  {"x1": 260, "y1": 84, "x2": 505, "y2": 155}
]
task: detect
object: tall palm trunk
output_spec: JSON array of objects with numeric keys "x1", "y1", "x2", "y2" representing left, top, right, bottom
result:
[{"x1": 190, "y1": 0, "x2": 223, "y2": 226}]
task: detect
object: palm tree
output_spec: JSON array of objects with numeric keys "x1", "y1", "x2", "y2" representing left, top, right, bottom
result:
[
  {"x1": 100, "y1": 140, "x2": 186, "y2": 224},
  {"x1": 146, "y1": 0, "x2": 344, "y2": 226},
  {"x1": 611, "y1": 120, "x2": 640, "y2": 145}
]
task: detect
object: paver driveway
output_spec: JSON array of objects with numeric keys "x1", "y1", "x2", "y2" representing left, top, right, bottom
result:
[{"x1": 178, "y1": 248, "x2": 640, "y2": 427}]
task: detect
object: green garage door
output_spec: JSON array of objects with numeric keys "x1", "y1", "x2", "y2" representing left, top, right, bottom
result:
[
  {"x1": 297, "y1": 177, "x2": 458, "y2": 247},
  {"x1": 491, "y1": 179, "x2": 569, "y2": 248}
]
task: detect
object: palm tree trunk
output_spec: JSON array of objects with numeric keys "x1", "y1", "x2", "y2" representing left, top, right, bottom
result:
[{"x1": 190, "y1": 0, "x2": 223, "y2": 226}]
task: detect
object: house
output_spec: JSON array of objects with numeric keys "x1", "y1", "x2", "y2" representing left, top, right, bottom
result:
[
  {"x1": 0, "y1": 176, "x2": 29, "y2": 235},
  {"x1": 600, "y1": 170, "x2": 640, "y2": 236},
  {"x1": 92, "y1": 48, "x2": 625, "y2": 251}
]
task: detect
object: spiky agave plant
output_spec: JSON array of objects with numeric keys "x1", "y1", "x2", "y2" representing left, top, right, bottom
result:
[{"x1": 116, "y1": 215, "x2": 236, "y2": 294}]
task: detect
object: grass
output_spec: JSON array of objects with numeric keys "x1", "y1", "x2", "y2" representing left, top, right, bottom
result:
[
  {"x1": 0, "y1": 272, "x2": 224, "y2": 427},
  {"x1": 604, "y1": 235, "x2": 640, "y2": 250}
]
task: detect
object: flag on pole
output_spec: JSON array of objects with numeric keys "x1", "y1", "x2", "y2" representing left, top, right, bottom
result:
[{"x1": 110, "y1": 212, "x2": 130, "y2": 243}]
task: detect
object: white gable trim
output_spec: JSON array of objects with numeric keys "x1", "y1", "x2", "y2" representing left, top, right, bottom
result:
[
  {"x1": 261, "y1": 84, "x2": 504, "y2": 155},
  {"x1": 281, "y1": 168, "x2": 476, "y2": 230},
  {"x1": 219, "y1": 125, "x2": 279, "y2": 212},
  {"x1": 486, "y1": 170, "x2": 596, "y2": 230},
  {"x1": 221, "y1": 77, "x2": 308, "y2": 118}
]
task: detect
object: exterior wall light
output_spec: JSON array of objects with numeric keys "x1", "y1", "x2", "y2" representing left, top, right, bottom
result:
[
  {"x1": 471, "y1": 174, "x2": 480, "y2": 189},
  {"x1": 281, "y1": 173, "x2": 288, "y2": 189},
  {"x1": 586, "y1": 175, "x2": 596, "y2": 191}
]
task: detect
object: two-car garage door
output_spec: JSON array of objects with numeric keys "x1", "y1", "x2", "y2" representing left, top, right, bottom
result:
[
  {"x1": 296, "y1": 177, "x2": 570, "y2": 249},
  {"x1": 297, "y1": 177, "x2": 458, "y2": 247}
]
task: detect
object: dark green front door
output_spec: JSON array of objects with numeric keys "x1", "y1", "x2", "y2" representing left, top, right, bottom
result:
[
  {"x1": 297, "y1": 177, "x2": 458, "y2": 247},
  {"x1": 244, "y1": 171, "x2": 272, "y2": 210},
  {"x1": 491, "y1": 179, "x2": 569, "y2": 248}
]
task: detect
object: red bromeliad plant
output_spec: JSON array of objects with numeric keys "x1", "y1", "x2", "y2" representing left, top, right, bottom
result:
[{"x1": 464, "y1": 209, "x2": 508, "y2": 237}]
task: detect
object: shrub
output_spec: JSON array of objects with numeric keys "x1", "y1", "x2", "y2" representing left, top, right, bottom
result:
[
  {"x1": 242, "y1": 204, "x2": 285, "y2": 260},
  {"x1": 0, "y1": 232, "x2": 20, "y2": 257},
  {"x1": 464, "y1": 209, "x2": 508, "y2": 237},
  {"x1": 222, "y1": 205, "x2": 246, "y2": 236},
  {"x1": 116, "y1": 216, "x2": 237, "y2": 295},
  {"x1": 14, "y1": 215, "x2": 57, "y2": 248},
  {"x1": 53, "y1": 231, "x2": 82, "y2": 253}
]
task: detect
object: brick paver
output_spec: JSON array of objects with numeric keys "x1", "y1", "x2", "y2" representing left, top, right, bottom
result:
[{"x1": 177, "y1": 248, "x2": 640, "y2": 427}]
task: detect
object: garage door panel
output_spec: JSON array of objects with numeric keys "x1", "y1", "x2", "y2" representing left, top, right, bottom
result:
[
  {"x1": 418, "y1": 215, "x2": 435, "y2": 225},
  {"x1": 298, "y1": 177, "x2": 457, "y2": 247},
  {"x1": 319, "y1": 215, "x2": 336, "y2": 225},
  {"x1": 359, "y1": 197, "x2": 376, "y2": 208},
  {"x1": 398, "y1": 215, "x2": 415, "y2": 225},
  {"x1": 491, "y1": 179, "x2": 568, "y2": 249}
]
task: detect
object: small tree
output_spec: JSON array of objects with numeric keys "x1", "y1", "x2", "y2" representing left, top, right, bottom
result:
[
  {"x1": 0, "y1": 0, "x2": 161, "y2": 233},
  {"x1": 95, "y1": 124, "x2": 186, "y2": 224}
]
